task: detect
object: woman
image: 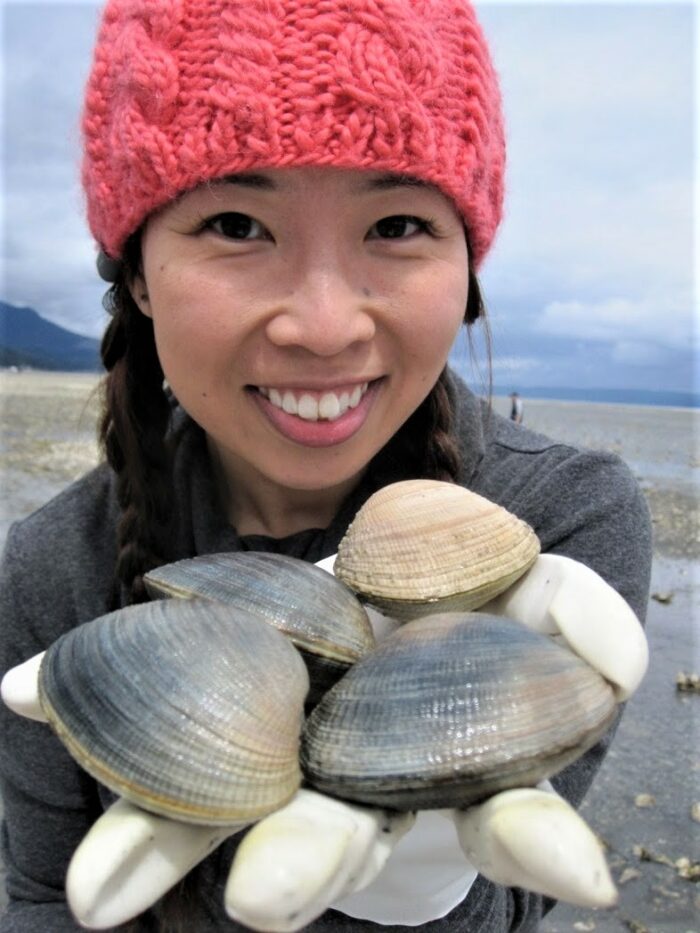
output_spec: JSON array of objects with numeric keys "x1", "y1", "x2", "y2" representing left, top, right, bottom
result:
[{"x1": 0, "y1": 0, "x2": 652, "y2": 930}]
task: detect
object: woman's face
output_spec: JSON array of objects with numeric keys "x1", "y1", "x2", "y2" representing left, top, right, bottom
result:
[{"x1": 133, "y1": 167, "x2": 468, "y2": 520}]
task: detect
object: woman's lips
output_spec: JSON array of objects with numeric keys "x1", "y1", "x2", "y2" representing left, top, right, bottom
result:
[{"x1": 250, "y1": 380, "x2": 382, "y2": 448}]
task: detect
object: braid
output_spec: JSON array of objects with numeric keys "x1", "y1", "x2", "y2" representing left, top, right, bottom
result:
[
  {"x1": 411, "y1": 267, "x2": 490, "y2": 483},
  {"x1": 421, "y1": 368, "x2": 462, "y2": 482},
  {"x1": 100, "y1": 253, "x2": 174, "y2": 606}
]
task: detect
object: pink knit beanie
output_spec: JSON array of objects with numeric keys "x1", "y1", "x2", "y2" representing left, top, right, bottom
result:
[{"x1": 82, "y1": 0, "x2": 505, "y2": 268}]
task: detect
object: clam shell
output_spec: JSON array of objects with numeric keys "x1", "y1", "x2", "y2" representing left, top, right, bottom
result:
[
  {"x1": 334, "y1": 480, "x2": 540, "y2": 620},
  {"x1": 39, "y1": 599, "x2": 308, "y2": 825},
  {"x1": 301, "y1": 612, "x2": 617, "y2": 810},
  {"x1": 145, "y1": 552, "x2": 375, "y2": 707}
]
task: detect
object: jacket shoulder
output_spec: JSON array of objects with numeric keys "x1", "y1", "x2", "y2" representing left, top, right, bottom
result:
[
  {"x1": 0, "y1": 465, "x2": 118, "y2": 663},
  {"x1": 470, "y1": 408, "x2": 652, "y2": 622}
]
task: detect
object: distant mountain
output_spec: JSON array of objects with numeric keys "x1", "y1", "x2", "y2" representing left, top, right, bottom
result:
[{"x1": 0, "y1": 301, "x2": 101, "y2": 372}]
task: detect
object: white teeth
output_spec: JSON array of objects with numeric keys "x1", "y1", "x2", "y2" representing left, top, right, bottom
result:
[
  {"x1": 349, "y1": 385, "x2": 363, "y2": 408},
  {"x1": 318, "y1": 393, "x2": 341, "y2": 420},
  {"x1": 282, "y1": 391, "x2": 297, "y2": 415},
  {"x1": 297, "y1": 395, "x2": 319, "y2": 421},
  {"x1": 259, "y1": 383, "x2": 371, "y2": 422}
]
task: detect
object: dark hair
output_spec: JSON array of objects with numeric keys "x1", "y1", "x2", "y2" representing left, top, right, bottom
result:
[
  {"x1": 99, "y1": 236, "x2": 488, "y2": 604},
  {"x1": 99, "y1": 233, "x2": 173, "y2": 607}
]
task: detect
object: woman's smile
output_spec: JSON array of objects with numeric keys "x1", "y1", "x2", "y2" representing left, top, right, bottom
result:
[
  {"x1": 251, "y1": 379, "x2": 383, "y2": 447},
  {"x1": 256, "y1": 382, "x2": 370, "y2": 423}
]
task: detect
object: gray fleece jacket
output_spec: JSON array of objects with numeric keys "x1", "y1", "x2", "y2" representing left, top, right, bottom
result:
[{"x1": 0, "y1": 377, "x2": 652, "y2": 932}]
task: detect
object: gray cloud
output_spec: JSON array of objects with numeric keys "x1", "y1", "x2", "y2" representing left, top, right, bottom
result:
[
  {"x1": 2, "y1": 2, "x2": 105, "y2": 337},
  {"x1": 476, "y1": 2, "x2": 695, "y2": 393}
]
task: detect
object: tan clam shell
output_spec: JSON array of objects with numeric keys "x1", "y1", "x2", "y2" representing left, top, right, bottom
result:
[{"x1": 335, "y1": 480, "x2": 540, "y2": 619}]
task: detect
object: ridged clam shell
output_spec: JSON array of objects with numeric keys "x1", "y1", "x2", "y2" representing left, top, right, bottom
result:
[
  {"x1": 145, "y1": 553, "x2": 375, "y2": 707},
  {"x1": 38, "y1": 599, "x2": 308, "y2": 825},
  {"x1": 301, "y1": 612, "x2": 617, "y2": 810},
  {"x1": 335, "y1": 480, "x2": 540, "y2": 620}
]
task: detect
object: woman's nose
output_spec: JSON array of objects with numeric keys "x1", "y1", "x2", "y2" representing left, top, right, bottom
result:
[{"x1": 265, "y1": 269, "x2": 376, "y2": 356}]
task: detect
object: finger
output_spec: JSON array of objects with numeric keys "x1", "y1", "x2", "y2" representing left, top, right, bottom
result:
[
  {"x1": 481, "y1": 554, "x2": 648, "y2": 700},
  {"x1": 1, "y1": 651, "x2": 47, "y2": 721},
  {"x1": 453, "y1": 787, "x2": 617, "y2": 908},
  {"x1": 67, "y1": 798, "x2": 235, "y2": 929},
  {"x1": 225, "y1": 789, "x2": 414, "y2": 933}
]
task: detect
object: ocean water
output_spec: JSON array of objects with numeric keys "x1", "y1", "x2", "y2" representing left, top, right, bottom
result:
[{"x1": 490, "y1": 384, "x2": 699, "y2": 410}]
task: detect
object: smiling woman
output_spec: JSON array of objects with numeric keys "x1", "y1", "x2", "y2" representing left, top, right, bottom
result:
[{"x1": 0, "y1": 2, "x2": 652, "y2": 932}]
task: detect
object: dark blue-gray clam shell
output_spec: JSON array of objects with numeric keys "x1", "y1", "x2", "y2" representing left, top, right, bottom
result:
[
  {"x1": 38, "y1": 598, "x2": 308, "y2": 825},
  {"x1": 145, "y1": 552, "x2": 375, "y2": 706},
  {"x1": 301, "y1": 612, "x2": 617, "y2": 810}
]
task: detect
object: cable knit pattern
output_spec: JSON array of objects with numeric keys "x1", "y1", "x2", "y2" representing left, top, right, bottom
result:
[{"x1": 82, "y1": 0, "x2": 505, "y2": 266}]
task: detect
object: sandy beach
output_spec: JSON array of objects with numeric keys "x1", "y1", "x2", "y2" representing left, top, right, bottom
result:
[
  {"x1": 0, "y1": 371, "x2": 697, "y2": 931},
  {"x1": 0, "y1": 370, "x2": 101, "y2": 548},
  {"x1": 493, "y1": 397, "x2": 700, "y2": 933}
]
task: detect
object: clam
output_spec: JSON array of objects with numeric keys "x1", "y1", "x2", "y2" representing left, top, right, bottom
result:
[
  {"x1": 301, "y1": 611, "x2": 617, "y2": 810},
  {"x1": 145, "y1": 552, "x2": 375, "y2": 707},
  {"x1": 38, "y1": 598, "x2": 308, "y2": 826},
  {"x1": 334, "y1": 480, "x2": 540, "y2": 620},
  {"x1": 37, "y1": 602, "x2": 616, "y2": 828},
  {"x1": 35, "y1": 492, "x2": 611, "y2": 829}
]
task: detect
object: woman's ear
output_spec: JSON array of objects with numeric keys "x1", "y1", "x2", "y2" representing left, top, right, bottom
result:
[{"x1": 128, "y1": 273, "x2": 152, "y2": 318}]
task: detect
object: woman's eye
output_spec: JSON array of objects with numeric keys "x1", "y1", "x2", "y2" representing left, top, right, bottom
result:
[
  {"x1": 204, "y1": 213, "x2": 269, "y2": 240},
  {"x1": 368, "y1": 215, "x2": 431, "y2": 239}
]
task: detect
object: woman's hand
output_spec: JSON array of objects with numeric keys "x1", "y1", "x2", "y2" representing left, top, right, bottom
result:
[
  {"x1": 0, "y1": 553, "x2": 646, "y2": 930},
  {"x1": 481, "y1": 553, "x2": 649, "y2": 700},
  {"x1": 225, "y1": 789, "x2": 415, "y2": 931}
]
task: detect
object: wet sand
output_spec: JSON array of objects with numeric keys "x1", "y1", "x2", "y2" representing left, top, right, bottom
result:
[
  {"x1": 0, "y1": 370, "x2": 101, "y2": 547},
  {"x1": 493, "y1": 396, "x2": 700, "y2": 933},
  {"x1": 0, "y1": 373, "x2": 698, "y2": 930}
]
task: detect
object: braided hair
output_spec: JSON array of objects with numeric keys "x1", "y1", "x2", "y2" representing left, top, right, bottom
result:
[
  {"x1": 99, "y1": 234, "x2": 173, "y2": 607},
  {"x1": 99, "y1": 243, "x2": 488, "y2": 604}
]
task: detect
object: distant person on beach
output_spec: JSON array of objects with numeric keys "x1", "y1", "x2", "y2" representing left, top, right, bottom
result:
[
  {"x1": 0, "y1": 2, "x2": 652, "y2": 932},
  {"x1": 510, "y1": 392, "x2": 524, "y2": 424}
]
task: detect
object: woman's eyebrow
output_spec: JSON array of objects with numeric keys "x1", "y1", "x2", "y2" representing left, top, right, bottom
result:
[
  {"x1": 361, "y1": 174, "x2": 434, "y2": 192},
  {"x1": 217, "y1": 173, "x2": 277, "y2": 190},
  {"x1": 211, "y1": 172, "x2": 434, "y2": 193}
]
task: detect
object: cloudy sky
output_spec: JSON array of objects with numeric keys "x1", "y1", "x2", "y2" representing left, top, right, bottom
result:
[{"x1": 0, "y1": 0, "x2": 696, "y2": 395}]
